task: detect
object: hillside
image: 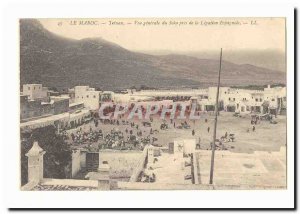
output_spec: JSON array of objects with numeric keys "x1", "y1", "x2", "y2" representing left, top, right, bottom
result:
[{"x1": 20, "y1": 19, "x2": 286, "y2": 91}]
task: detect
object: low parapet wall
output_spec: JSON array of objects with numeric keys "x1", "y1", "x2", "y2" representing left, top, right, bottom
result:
[
  {"x1": 99, "y1": 150, "x2": 142, "y2": 180},
  {"x1": 21, "y1": 181, "x2": 39, "y2": 191},
  {"x1": 117, "y1": 182, "x2": 286, "y2": 190},
  {"x1": 41, "y1": 178, "x2": 98, "y2": 188},
  {"x1": 192, "y1": 153, "x2": 199, "y2": 184},
  {"x1": 129, "y1": 147, "x2": 148, "y2": 182},
  {"x1": 196, "y1": 146, "x2": 286, "y2": 158}
]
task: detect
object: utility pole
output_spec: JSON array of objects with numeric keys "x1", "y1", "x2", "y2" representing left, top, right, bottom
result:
[{"x1": 209, "y1": 48, "x2": 223, "y2": 185}]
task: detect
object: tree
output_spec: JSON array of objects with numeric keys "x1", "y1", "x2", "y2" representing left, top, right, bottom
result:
[{"x1": 21, "y1": 125, "x2": 72, "y2": 186}]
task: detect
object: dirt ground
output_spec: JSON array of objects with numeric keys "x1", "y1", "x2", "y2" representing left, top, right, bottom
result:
[{"x1": 67, "y1": 112, "x2": 286, "y2": 154}]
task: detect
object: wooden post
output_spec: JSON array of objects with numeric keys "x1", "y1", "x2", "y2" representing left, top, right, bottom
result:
[{"x1": 209, "y1": 48, "x2": 223, "y2": 185}]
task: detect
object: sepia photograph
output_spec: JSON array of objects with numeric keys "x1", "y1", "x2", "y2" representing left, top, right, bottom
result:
[{"x1": 19, "y1": 17, "x2": 288, "y2": 192}]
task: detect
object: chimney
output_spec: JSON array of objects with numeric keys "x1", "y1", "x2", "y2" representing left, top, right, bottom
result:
[
  {"x1": 97, "y1": 161, "x2": 111, "y2": 190},
  {"x1": 98, "y1": 161, "x2": 110, "y2": 174},
  {"x1": 25, "y1": 141, "x2": 46, "y2": 183},
  {"x1": 85, "y1": 161, "x2": 111, "y2": 190}
]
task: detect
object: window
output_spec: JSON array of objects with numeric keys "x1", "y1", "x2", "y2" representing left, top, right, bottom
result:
[
  {"x1": 255, "y1": 98, "x2": 258, "y2": 102},
  {"x1": 260, "y1": 98, "x2": 262, "y2": 102},
  {"x1": 94, "y1": 95, "x2": 96, "y2": 98},
  {"x1": 229, "y1": 98, "x2": 231, "y2": 101},
  {"x1": 87, "y1": 95, "x2": 89, "y2": 98},
  {"x1": 271, "y1": 98, "x2": 275, "y2": 101},
  {"x1": 233, "y1": 98, "x2": 235, "y2": 101}
]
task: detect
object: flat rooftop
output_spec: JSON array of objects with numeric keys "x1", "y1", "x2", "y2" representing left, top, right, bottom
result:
[
  {"x1": 195, "y1": 148, "x2": 286, "y2": 187},
  {"x1": 148, "y1": 153, "x2": 192, "y2": 185}
]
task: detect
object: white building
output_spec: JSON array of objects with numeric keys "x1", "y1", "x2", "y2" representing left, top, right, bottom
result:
[
  {"x1": 222, "y1": 88, "x2": 264, "y2": 113},
  {"x1": 22, "y1": 84, "x2": 48, "y2": 101},
  {"x1": 71, "y1": 85, "x2": 286, "y2": 115},
  {"x1": 74, "y1": 86, "x2": 101, "y2": 110},
  {"x1": 263, "y1": 85, "x2": 287, "y2": 114}
]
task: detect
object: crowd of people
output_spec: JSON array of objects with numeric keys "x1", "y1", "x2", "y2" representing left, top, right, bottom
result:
[
  {"x1": 67, "y1": 117, "x2": 164, "y2": 151},
  {"x1": 65, "y1": 111, "x2": 278, "y2": 152},
  {"x1": 68, "y1": 113, "x2": 223, "y2": 151},
  {"x1": 70, "y1": 127, "x2": 103, "y2": 144}
]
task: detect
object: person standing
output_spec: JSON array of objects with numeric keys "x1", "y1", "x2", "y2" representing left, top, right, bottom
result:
[
  {"x1": 192, "y1": 129, "x2": 195, "y2": 136},
  {"x1": 207, "y1": 127, "x2": 210, "y2": 133}
]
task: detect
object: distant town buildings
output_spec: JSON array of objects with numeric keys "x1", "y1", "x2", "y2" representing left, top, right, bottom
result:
[
  {"x1": 20, "y1": 84, "x2": 69, "y2": 121},
  {"x1": 20, "y1": 83, "x2": 287, "y2": 131},
  {"x1": 20, "y1": 84, "x2": 90, "y2": 131},
  {"x1": 117, "y1": 85, "x2": 286, "y2": 115}
]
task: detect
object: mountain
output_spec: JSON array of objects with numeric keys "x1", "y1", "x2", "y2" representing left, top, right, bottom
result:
[
  {"x1": 20, "y1": 19, "x2": 286, "y2": 91},
  {"x1": 143, "y1": 49, "x2": 286, "y2": 72}
]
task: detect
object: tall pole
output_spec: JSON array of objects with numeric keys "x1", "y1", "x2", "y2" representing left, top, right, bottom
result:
[{"x1": 209, "y1": 48, "x2": 223, "y2": 184}]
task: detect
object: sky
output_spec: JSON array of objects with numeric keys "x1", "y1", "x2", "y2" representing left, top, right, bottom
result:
[{"x1": 39, "y1": 18, "x2": 286, "y2": 53}]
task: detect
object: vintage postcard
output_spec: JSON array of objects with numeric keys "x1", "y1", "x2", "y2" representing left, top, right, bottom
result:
[{"x1": 19, "y1": 17, "x2": 287, "y2": 191}]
